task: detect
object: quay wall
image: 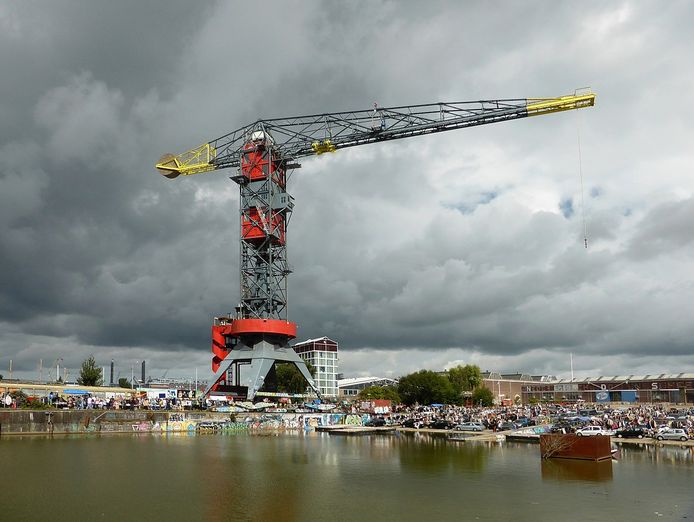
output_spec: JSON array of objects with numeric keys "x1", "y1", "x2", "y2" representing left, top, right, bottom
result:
[{"x1": 0, "y1": 410, "x2": 369, "y2": 436}]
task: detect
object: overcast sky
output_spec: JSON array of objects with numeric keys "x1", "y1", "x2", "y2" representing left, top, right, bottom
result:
[{"x1": 1, "y1": 1, "x2": 693, "y2": 383}]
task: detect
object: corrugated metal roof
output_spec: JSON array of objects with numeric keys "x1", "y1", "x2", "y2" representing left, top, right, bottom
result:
[
  {"x1": 538, "y1": 373, "x2": 694, "y2": 384},
  {"x1": 337, "y1": 376, "x2": 398, "y2": 387}
]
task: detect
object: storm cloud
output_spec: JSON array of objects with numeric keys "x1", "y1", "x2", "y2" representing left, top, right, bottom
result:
[{"x1": 1, "y1": 1, "x2": 693, "y2": 381}]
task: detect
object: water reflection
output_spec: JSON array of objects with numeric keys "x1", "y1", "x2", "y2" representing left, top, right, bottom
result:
[
  {"x1": 2, "y1": 433, "x2": 694, "y2": 522},
  {"x1": 616, "y1": 442, "x2": 694, "y2": 465},
  {"x1": 398, "y1": 432, "x2": 490, "y2": 474},
  {"x1": 198, "y1": 435, "x2": 308, "y2": 522},
  {"x1": 541, "y1": 458, "x2": 613, "y2": 482}
]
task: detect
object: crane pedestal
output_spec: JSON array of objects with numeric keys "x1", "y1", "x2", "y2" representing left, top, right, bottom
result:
[{"x1": 205, "y1": 318, "x2": 320, "y2": 400}]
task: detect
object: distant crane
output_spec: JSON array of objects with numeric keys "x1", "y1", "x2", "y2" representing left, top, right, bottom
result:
[{"x1": 156, "y1": 91, "x2": 595, "y2": 400}]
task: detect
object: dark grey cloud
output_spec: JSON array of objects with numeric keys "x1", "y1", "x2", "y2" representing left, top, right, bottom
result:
[
  {"x1": 626, "y1": 198, "x2": 694, "y2": 260},
  {"x1": 1, "y1": 1, "x2": 694, "y2": 379},
  {"x1": 0, "y1": 1, "x2": 211, "y2": 142}
]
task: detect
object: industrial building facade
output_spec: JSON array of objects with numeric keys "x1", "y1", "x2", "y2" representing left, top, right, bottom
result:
[
  {"x1": 481, "y1": 372, "x2": 545, "y2": 406},
  {"x1": 337, "y1": 377, "x2": 399, "y2": 398},
  {"x1": 293, "y1": 337, "x2": 339, "y2": 398},
  {"x1": 522, "y1": 374, "x2": 694, "y2": 404}
]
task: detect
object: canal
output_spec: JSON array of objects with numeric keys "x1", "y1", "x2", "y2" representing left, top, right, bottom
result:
[{"x1": 1, "y1": 432, "x2": 692, "y2": 521}]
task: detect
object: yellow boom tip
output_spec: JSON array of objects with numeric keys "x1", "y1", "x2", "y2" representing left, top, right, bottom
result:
[{"x1": 156, "y1": 153, "x2": 180, "y2": 179}]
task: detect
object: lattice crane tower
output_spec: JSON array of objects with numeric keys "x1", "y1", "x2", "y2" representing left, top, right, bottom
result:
[{"x1": 156, "y1": 91, "x2": 596, "y2": 400}]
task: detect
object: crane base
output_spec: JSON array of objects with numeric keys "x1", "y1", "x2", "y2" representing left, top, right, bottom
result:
[{"x1": 204, "y1": 338, "x2": 320, "y2": 401}]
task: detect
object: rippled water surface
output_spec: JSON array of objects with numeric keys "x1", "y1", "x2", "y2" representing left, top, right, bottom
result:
[{"x1": 1, "y1": 433, "x2": 692, "y2": 521}]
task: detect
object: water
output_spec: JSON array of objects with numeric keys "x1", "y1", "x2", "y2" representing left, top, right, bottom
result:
[{"x1": 1, "y1": 433, "x2": 692, "y2": 521}]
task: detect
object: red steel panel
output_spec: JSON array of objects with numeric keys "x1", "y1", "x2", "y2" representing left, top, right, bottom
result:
[
  {"x1": 229, "y1": 318, "x2": 296, "y2": 338},
  {"x1": 241, "y1": 147, "x2": 268, "y2": 181},
  {"x1": 240, "y1": 143, "x2": 285, "y2": 185},
  {"x1": 540, "y1": 434, "x2": 613, "y2": 461},
  {"x1": 211, "y1": 324, "x2": 233, "y2": 372},
  {"x1": 241, "y1": 210, "x2": 286, "y2": 244}
]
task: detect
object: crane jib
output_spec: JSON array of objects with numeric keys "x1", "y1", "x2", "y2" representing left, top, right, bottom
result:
[{"x1": 156, "y1": 92, "x2": 595, "y2": 176}]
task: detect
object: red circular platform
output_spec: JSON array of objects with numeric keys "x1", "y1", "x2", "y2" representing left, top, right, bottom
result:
[{"x1": 226, "y1": 318, "x2": 297, "y2": 339}]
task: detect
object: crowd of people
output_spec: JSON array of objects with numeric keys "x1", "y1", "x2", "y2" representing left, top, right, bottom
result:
[
  {"x1": 388, "y1": 403, "x2": 546, "y2": 430},
  {"x1": 386, "y1": 402, "x2": 694, "y2": 437},
  {"x1": 0, "y1": 391, "x2": 198, "y2": 411}
]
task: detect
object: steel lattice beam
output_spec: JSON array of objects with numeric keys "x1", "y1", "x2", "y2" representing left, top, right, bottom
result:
[{"x1": 156, "y1": 93, "x2": 595, "y2": 177}]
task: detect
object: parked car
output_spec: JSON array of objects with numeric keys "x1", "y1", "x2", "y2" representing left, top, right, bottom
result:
[
  {"x1": 497, "y1": 421, "x2": 518, "y2": 432},
  {"x1": 428, "y1": 419, "x2": 456, "y2": 430},
  {"x1": 365, "y1": 417, "x2": 387, "y2": 427},
  {"x1": 615, "y1": 426, "x2": 648, "y2": 439},
  {"x1": 401, "y1": 418, "x2": 417, "y2": 428},
  {"x1": 575, "y1": 426, "x2": 613, "y2": 437},
  {"x1": 515, "y1": 417, "x2": 536, "y2": 428},
  {"x1": 455, "y1": 422, "x2": 485, "y2": 432},
  {"x1": 557, "y1": 415, "x2": 583, "y2": 426},
  {"x1": 656, "y1": 429, "x2": 689, "y2": 442},
  {"x1": 550, "y1": 423, "x2": 573, "y2": 434}
]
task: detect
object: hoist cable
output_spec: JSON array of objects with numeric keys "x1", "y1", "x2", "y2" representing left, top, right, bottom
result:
[{"x1": 577, "y1": 111, "x2": 588, "y2": 249}]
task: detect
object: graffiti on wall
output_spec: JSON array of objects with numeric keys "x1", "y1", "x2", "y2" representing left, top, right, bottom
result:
[
  {"x1": 1, "y1": 411, "x2": 371, "y2": 435},
  {"x1": 344, "y1": 414, "x2": 365, "y2": 426}
]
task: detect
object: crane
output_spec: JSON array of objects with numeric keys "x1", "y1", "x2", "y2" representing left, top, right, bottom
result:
[{"x1": 156, "y1": 91, "x2": 595, "y2": 400}]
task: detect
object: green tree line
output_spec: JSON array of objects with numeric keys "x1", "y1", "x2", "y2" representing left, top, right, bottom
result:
[{"x1": 357, "y1": 364, "x2": 495, "y2": 407}]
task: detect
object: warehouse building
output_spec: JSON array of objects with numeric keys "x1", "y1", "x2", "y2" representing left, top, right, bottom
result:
[
  {"x1": 337, "y1": 376, "x2": 399, "y2": 398},
  {"x1": 522, "y1": 373, "x2": 694, "y2": 404},
  {"x1": 481, "y1": 372, "x2": 547, "y2": 406}
]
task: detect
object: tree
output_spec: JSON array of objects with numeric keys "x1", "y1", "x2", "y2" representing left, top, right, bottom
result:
[
  {"x1": 118, "y1": 377, "x2": 131, "y2": 388},
  {"x1": 275, "y1": 362, "x2": 316, "y2": 394},
  {"x1": 472, "y1": 386, "x2": 494, "y2": 407},
  {"x1": 397, "y1": 370, "x2": 459, "y2": 406},
  {"x1": 77, "y1": 355, "x2": 103, "y2": 386},
  {"x1": 357, "y1": 386, "x2": 401, "y2": 402},
  {"x1": 448, "y1": 364, "x2": 482, "y2": 393}
]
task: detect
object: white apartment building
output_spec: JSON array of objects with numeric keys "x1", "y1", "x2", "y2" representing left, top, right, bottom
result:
[{"x1": 293, "y1": 337, "x2": 338, "y2": 398}]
